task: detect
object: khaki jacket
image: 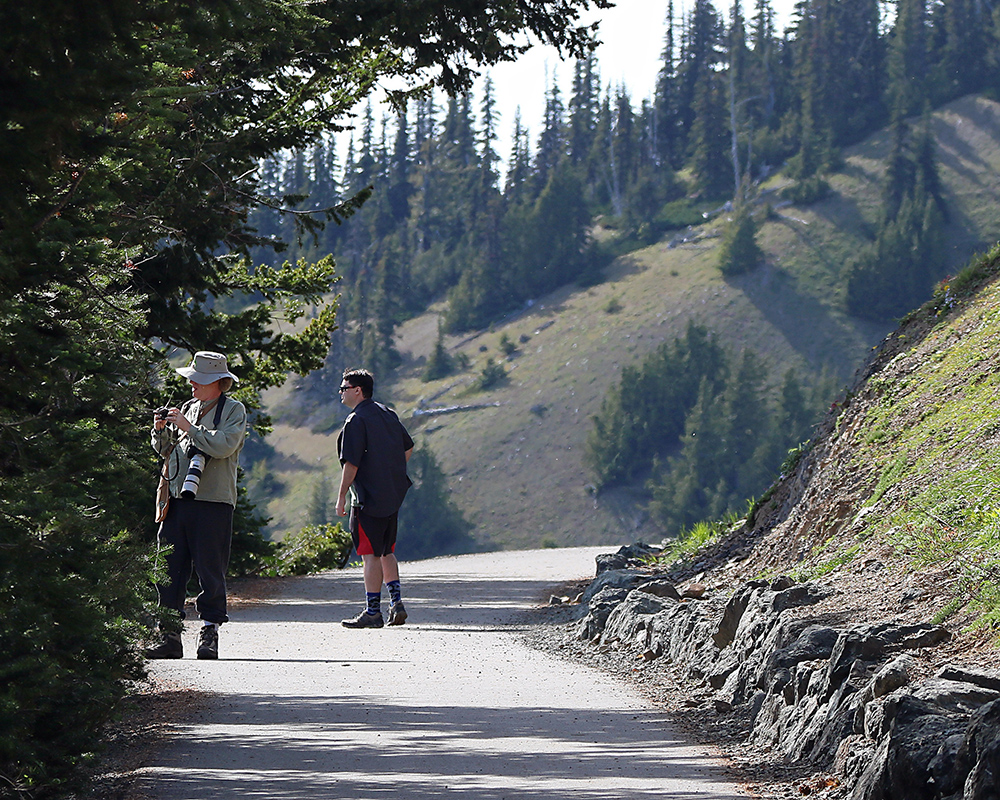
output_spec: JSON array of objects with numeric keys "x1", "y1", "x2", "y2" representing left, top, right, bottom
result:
[{"x1": 151, "y1": 396, "x2": 247, "y2": 507}]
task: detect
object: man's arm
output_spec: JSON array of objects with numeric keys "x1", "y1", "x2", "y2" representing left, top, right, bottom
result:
[
  {"x1": 405, "y1": 447, "x2": 413, "y2": 463},
  {"x1": 336, "y1": 461, "x2": 359, "y2": 517}
]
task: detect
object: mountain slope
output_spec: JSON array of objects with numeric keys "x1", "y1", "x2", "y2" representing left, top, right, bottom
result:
[
  {"x1": 677, "y1": 239, "x2": 1000, "y2": 665},
  {"x1": 261, "y1": 95, "x2": 1000, "y2": 551}
]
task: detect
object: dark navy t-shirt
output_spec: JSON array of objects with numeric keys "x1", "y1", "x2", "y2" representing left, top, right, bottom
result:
[{"x1": 338, "y1": 398, "x2": 414, "y2": 517}]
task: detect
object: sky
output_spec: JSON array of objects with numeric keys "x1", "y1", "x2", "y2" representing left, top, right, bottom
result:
[
  {"x1": 479, "y1": 0, "x2": 799, "y2": 155},
  {"x1": 335, "y1": 0, "x2": 800, "y2": 171}
]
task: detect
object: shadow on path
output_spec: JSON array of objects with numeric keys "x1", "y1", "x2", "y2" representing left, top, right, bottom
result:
[{"x1": 144, "y1": 549, "x2": 744, "y2": 800}]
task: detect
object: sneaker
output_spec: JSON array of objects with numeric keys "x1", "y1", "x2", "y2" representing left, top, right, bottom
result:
[
  {"x1": 197, "y1": 625, "x2": 219, "y2": 660},
  {"x1": 144, "y1": 631, "x2": 183, "y2": 659},
  {"x1": 387, "y1": 602, "x2": 408, "y2": 626},
  {"x1": 341, "y1": 610, "x2": 384, "y2": 629}
]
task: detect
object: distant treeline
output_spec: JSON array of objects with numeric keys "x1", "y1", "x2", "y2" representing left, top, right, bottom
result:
[
  {"x1": 250, "y1": 0, "x2": 998, "y2": 353},
  {"x1": 586, "y1": 323, "x2": 826, "y2": 532}
]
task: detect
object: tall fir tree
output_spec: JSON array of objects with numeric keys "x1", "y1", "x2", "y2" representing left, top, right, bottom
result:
[
  {"x1": 654, "y1": 0, "x2": 680, "y2": 168},
  {"x1": 887, "y1": 0, "x2": 928, "y2": 120}
]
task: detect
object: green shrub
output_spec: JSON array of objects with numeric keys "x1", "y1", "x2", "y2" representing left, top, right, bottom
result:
[
  {"x1": 422, "y1": 334, "x2": 454, "y2": 382},
  {"x1": 476, "y1": 358, "x2": 507, "y2": 390},
  {"x1": 498, "y1": 333, "x2": 518, "y2": 357},
  {"x1": 0, "y1": 530, "x2": 151, "y2": 797},
  {"x1": 781, "y1": 175, "x2": 830, "y2": 204},
  {"x1": 269, "y1": 523, "x2": 353, "y2": 576},
  {"x1": 654, "y1": 198, "x2": 705, "y2": 230},
  {"x1": 718, "y1": 202, "x2": 763, "y2": 276}
]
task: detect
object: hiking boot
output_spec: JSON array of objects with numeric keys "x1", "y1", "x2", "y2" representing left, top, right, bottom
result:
[
  {"x1": 144, "y1": 631, "x2": 183, "y2": 659},
  {"x1": 387, "y1": 602, "x2": 408, "y2": 626},
  {"x1": 341, "y1": 610, "x2": 384, "y2": 629},
  {"x1": 197, "y1": 625, "x2": 219, "y2": 660}
]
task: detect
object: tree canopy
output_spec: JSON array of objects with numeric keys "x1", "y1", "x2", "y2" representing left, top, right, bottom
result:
[{"x1": 0, "y1": 0, "x2": 607, "y2": 793}]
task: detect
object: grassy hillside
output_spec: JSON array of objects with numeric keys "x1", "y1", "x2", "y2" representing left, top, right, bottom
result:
[
  {"x1": 257, "y1": 95, "x2": 1000, "y2": 551},
  {"x1": 695, "y1": 241, "x2": 1000, "y2": 650}
]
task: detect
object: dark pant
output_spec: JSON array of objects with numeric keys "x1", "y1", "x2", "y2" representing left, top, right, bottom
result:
[
  {"x1": 349, "y1": 506, "x2": 398, "y2": 556},
  {"x1": 156, "y1": 497, "x2": 234, "y2": 625}
]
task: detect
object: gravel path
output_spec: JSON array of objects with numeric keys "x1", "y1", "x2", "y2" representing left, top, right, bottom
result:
[{"x1": 139, "y1": 548, "x2": 746, "y2": 799}]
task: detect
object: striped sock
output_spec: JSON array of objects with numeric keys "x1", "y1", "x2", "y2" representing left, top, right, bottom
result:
[
  {"x1": 366, "y1": 591, "x2": 381, "y2": 615},
  {"x1": 386, "y1": 580, "x2": 402, "y2": 605}
]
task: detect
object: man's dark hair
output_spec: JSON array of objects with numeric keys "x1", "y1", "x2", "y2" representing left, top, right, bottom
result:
[{"x1": 343, "y1": 368, "x2": 374, "y2": 399}]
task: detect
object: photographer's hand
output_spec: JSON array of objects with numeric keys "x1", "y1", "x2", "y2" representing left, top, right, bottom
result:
[{"x1": 166, "y1": 408, "x2": 191, "y2": 432}]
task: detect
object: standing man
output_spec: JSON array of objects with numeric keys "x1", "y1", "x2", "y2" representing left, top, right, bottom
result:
[
  {"x1": 146, "y1": 351, "x2": 247, "y2": 660},
  {"x1": 336, "y1": 368, "x2": 414, "y2": 628}
]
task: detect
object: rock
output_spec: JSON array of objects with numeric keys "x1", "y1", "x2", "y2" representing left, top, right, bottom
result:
[
  {"x1": 826, "y1": 623, "x2": 950, "y2": 694},
  {"x1": 853, "y1": 695, "x2": 968, "y2": 800},
  {"x1": 927, "y1": 733, "x2": 966, "y2": 797},
  {"x1": 769, "y1": 582, "x2": 832, "y2": 613},
  {"x1": 601, "y1": 590, "x2": 678, "y2": 646},
  {"x1": 955, "y1": 699, "x2": 1000, "y2": 800},
  {"x1": 872, "y1": 654, "x2": 914, "y2": 699},
  {"x1": 580, "y1": 569, "x2": 646, "y2": 605},
  {"x1": 569, "y1": 568, "x2": 997, "y2": 799},
  {"x1": 637, "y1": 578, "x2": 681, "y2": 600},
  {"x1": 713, "y1": 580, "x2": 768, "y2": 649},
  {"x1": 911, "y1": 678, "x2": 1000, "y2": 714},
  {"x1": 714, "y1": 699, "x2": 733, "y2": 714},
  {"x1": 936, "y1": 665, "x2": 1000, "y2": 694},
  {"x1": 594, "y1": 543, "x2": 661, "y2": 574},
  {"x1": 767, "y1": 625, "x2": 840, "y2": 670},
  {"x1": 682, "y1": 582, "x2": 707, "y2": 599},
  {"x1": 576, "y1": 586, "x2": 631, "y2": 641}
]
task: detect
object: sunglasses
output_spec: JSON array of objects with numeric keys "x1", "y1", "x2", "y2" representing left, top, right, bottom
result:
[{"x1": 339, "y1": 385, "x2": 356, "y2": 392}]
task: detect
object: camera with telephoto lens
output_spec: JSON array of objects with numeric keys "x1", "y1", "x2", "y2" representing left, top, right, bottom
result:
[
  {"x1": 181, "y1": 447, "x2": 209, "y2": 499},
  {"x1": 154, "y1": 407, "x2": 170, "y2": 421}
]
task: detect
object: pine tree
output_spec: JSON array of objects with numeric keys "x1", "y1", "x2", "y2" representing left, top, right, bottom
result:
[
  {"x1": 586, "y1": 323, "x2": 728, "y2": 487},
  {"x1": 648, "y1": 377, "x2": 729, "y2": 531},
  {"x1": 676, "y1": 0, "x2": 725, "y2": 152},
  {"x1": 887, "y1": 0, "x2": 928, "y2": 120},
  {"x1": 929, "y1": 0, "x2": 991, "y2": 102},
  {"x1": 718, "y1": 190, "x2": 763, "y2": 275},
  {"x1": 397, "y1": 447, "x2": 474, "y2": 559},
  {"x1": 688, "y1": 70, "x2": 732, "y2": 198},
  {"x1": 387, "y1": 106, "x2": 414, "y2": 223},
  {"x1": 845, "y1": 115, "x2": 946, "y2": 321},
  {"x1": 307, "y1": 475, "x2": 333, "y2": 526},
  {"x1": 654, "y1": 0, "x2": 680, "y2": 168},
  {"x1": 504, "y1": 109, "x2": 532, "y2": 202},
  {"x1": 569, "y1": 55, "x2": 601, "y2": 165},
  {"x1": 534, "y1": 72, "x2": 567, "y2": 195}
]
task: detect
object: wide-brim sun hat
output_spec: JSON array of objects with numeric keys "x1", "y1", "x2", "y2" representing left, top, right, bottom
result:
[{"x1": 175, "y1": 351, "x2": 239, "y2": 384}]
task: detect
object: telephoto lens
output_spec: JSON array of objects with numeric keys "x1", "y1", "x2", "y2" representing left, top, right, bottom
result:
[{"x1": 181, "y1": 451, "x2": 207, "y2": 498}]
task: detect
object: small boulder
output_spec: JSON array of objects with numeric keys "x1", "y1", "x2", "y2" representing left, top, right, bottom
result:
[{"x1": 637, "y1": 578, "x2": 681, "y2": 600}]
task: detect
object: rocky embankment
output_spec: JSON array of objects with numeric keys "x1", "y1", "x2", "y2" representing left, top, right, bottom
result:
[{"x1": 567, "y1": 543, "x2": 1000, "y2": 800}]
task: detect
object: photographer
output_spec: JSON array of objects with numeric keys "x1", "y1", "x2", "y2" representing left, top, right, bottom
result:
[{"x1": 146, "y1": 351, "x2": 247, "y2": 660}]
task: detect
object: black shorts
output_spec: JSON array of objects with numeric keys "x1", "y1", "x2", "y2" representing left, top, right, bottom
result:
[{"x1": 349, "y1": 506, "x2": 398, "y2": 557}]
